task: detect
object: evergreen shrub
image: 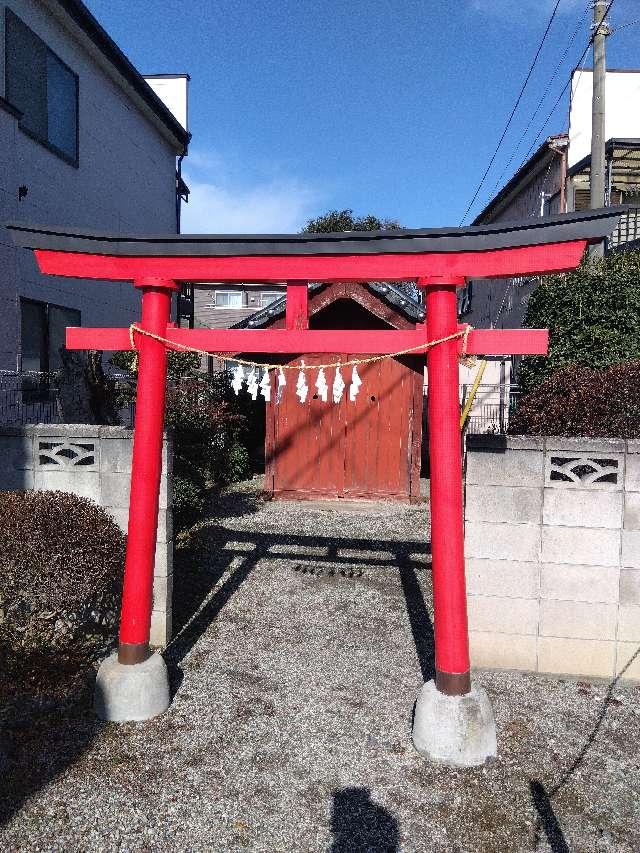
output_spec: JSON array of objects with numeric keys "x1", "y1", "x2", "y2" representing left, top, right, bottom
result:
[
  {"x1": 0, "y1": 490, "x2": 125, "y2": 648},
  {"x1": 518, "y1": 250, "x2": 640, "y2": 392},
  {"x1": 509, "y1": 361, "x2": 640, "y2": 437}
]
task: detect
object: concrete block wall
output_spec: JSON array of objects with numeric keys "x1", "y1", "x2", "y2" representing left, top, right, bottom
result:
[
  {"x1": 0, "y1": 424, "x2": 173, "y2": 646},
  {"x1": 465, "y1": 435, "x2": 640, "y2": 682}
]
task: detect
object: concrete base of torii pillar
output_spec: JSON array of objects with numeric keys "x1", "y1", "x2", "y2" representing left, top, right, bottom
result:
[
  {"x1": 94, "y1": 652, "x2": 170, "y2": 722},
  {"x1": 412, "y1": 680, "x2": 497, "y2": 767}
]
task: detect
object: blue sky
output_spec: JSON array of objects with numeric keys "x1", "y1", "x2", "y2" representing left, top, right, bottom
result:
[{"x1": 85, "y1": 0, "x2": 640, "y2": 232}]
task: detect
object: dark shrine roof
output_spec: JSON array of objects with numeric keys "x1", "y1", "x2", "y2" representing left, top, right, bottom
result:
[
  {"x1": 7, "y1": 207, "x2": 627, "y2": 257},
  {"x1": 233, "y1": 282, "x2": 425, "y2": 330}
]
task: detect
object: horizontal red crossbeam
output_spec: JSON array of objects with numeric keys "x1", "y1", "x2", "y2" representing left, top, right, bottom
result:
[
  {"x1": 66, "y1": 326, "x2": 549, "y2": 356},
  {"x1": 39, "y1": 240, "x2": 586, "y2": 283}
]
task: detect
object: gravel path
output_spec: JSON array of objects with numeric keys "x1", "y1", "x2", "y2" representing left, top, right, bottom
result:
[{"x1": 1, "y1": 477, "x2": 639, "y2": 852}]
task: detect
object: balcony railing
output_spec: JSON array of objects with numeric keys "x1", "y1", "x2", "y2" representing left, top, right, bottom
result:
[{"x1": 608, "y1": 206, "x2": 640, "y2": 250}]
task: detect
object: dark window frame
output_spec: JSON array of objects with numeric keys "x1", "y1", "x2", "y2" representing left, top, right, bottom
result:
[
  {"x1": 20, "y1": 297, "x2": 81, "y2": 374},
  {"x1": 4, "y1": 8, "x2": 80, "y2": 167}
]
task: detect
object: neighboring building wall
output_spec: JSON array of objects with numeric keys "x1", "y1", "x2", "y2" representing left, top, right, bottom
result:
[
  {"x1": 464, "y1": 435, "x2": 640, "y2": 682},
  {"x1": 0, "y1": 0, "x2": 181, "y2": 371},
  {"x1": 0, "y1": 423, "x2": 173, "y2": 646},
  {"x1": 464, "y1": 150, "x2": 565, "y2": 333},
  {"x1": 194, "y1": 284, "x2": 286, "y2": 330}
]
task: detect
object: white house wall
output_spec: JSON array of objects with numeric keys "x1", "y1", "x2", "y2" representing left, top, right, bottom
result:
[
  {"x1": 0, "y1": 0, "x2": 179, "y2": 370},
  {"x1": 569, "y1": 70, "x2": 640, "y2": 168}
]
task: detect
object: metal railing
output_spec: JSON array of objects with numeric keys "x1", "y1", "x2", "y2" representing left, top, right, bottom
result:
[
  {"x1": 608, "y1": 206, "x2": 640, "y2": 250},
  {"x1": 0, "y1": 371, "x2": 136, "y2": 428},
  {"x1": 422, "y1": 383, "x2": 521, "y2": 435}
]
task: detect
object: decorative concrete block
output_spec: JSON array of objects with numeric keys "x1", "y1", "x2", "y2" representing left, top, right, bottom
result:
[
  {"x1": 465, "y1": 558, "x2": 539, "y2": 599},
  {"x1": 544, "y1": 451, "x2": 623, "y2": 491},
  {"x1": 539, "y1": 600, "x2": 617, "y2": 640},
  {"x1": 541, "y1": 526, "x2": 620, "y2": 567},
  {"x1": 467, "y1": 595, "x2": 538, "y2": 635},
  {"x1": 623, "y1": 491, "x2": 640, "y2": 530},
  {"x1": 540, "y1": 563, "x2": 619, "y2": 604},
  {"x1": 466, "y1": 447, "x2": 543, "y2": 488},
  {"x1": 465, "y1": 522, "x2": 540, "y2": 562},
  {"x1": 537, "y1": 637, "x2": 615, "y2": 678},
  {"x1": 34, "y1": 469, "x2": 101, "y2": 501},
  {"x1": 465, "y1": 485, "x2": 542, "y2": 525},
  {"x1": 542, "y1": 489, "x2": 622, "y2": 530},
  {"x1": 621, "y1": 530, "x2": 640, "y2": 569},
  {"x1": 615, "y1": 642, "x2": 640, "y2": 680},
  {"x1": 469, "y1": 631, "x2": 537, "y2": 671},
  {"x1": 617, "y1": 605, "x2": 640, "y2": 642},
  {"x1": 620, "y1": 569, "x2": 640, "y2": 606}
]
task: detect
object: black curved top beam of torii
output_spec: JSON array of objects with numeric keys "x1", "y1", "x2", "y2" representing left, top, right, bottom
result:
[{"x1": 7, "y1": 206, "x2": 625, "y2": 358}]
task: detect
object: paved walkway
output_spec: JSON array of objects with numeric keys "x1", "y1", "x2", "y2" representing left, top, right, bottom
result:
[{"x1": 1, "y1": 478, "x2": 639, "y2": 851}]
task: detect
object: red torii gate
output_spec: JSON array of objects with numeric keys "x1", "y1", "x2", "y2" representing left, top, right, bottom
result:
[{"x1": 9, "y1": 208, "x2": 622, "y2": 760}]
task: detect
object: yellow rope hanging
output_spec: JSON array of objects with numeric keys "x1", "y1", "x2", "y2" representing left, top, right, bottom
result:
[{"x1": 127, "y1": 322, "x2": 476, "y2": 371}]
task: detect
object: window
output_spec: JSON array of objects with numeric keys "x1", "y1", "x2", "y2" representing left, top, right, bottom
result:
[
  {"x1": 214, "y1": 291, "x2": 243, "y2": 308},
  {"x1": 20, "y1": 299, "x2": 81, "y2": 373},
  {"x1": 260, "y1": 292, "x2": 283, "y2": 307},
  {"x1": 5, "y1": 9, "x2": 79, "y2": 164}
]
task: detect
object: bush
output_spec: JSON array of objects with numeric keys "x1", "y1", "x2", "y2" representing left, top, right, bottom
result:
[
  {"x1": 519, "y1": 250, "x2": 640, "y2": 392},
  {"x1": 165, "y1": 373, "x2": 254, "y2": 527},
  {"x1": 509, "y1": 361, "x2": 640, "y2": 437},
  {"x1": 172, "y1": 472, "x2": 206, "y2": 526},
  {"x1": 0, "y1": 491, "x2": 125, "y2": 649},
  {"x1": 110, "y1": 348, "x2": 201, "y2": 379}
]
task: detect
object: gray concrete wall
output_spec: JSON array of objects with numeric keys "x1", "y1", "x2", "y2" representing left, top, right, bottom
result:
[
  {"x1": 465, "y1": 435, "x2": 640, "y2": 682},
  {"x1": 0, "y1": 424, "x2": 173, "y2": 646}
]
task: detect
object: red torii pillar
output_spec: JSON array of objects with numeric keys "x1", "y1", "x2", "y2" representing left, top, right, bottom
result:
[{"x1": 8, "y1": 208, "x2": 622, "y2": 759}]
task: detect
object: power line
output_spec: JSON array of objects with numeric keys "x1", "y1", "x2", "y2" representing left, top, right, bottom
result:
[
  {"x1": 492, "y1": 2, "x2": 591, "y2": 193},
  {"x1": 518, "y1": 0, "x2": 617, "y2": 168},
  {"x1": 458, "y1": 0, "x2": 563, "y2": 225},
  {"x1": 610, "y1": 18, "x2": 640, "y2": 35}
]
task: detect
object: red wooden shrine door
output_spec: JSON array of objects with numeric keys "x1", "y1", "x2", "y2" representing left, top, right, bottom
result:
[{"x1": 268, "y1": 355, "x2": 420, "y2": 501}]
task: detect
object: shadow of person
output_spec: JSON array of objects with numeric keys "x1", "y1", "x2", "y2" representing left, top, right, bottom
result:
[
  {"x1": 529, "y1": 781, "x2": 570, "y2": 853},
  {"x1": 330, "y1": 787, "x2": 400, "y2": 852}
]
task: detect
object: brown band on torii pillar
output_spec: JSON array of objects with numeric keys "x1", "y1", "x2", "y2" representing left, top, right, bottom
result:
[
  {"x1": 436, "y1": 670, "x2": 472, "y2": 696},
  {"x1": 118, "y1": 642, "x2": 152, "y2": 665}
]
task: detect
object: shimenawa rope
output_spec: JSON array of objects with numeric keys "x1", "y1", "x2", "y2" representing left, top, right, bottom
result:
[{"x1": 127, "y1": 323, "x2": 476, "y2": 371}]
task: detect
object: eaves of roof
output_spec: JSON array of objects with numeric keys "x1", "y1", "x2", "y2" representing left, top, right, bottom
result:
[
  {"x1": 568, "y1": 138, "x2": 640, "y2": 178},
  {"x1": 53, "y1": 0, "x2": 190, "y2": 151},
  {"x1": 472, "y1": 135, "x2": 568, "y2": 225}
]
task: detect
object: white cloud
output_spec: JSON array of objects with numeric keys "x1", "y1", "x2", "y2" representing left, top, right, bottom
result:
[{"x1": 181, "y1": 150, "x2": 324, "y2": 234}]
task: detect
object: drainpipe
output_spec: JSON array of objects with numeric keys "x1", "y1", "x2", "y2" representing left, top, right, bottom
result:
[
  {"x1": 559, "y1": 146, "x2": 567, "y2": 213},
  {"x1": 176, "y1": 153, "x2": 185, "y2": 234}
]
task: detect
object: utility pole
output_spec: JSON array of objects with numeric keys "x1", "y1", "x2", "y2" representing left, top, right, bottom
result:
[{"x1": 590, "y1": 1, "x2": 611, "y2": 253}]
